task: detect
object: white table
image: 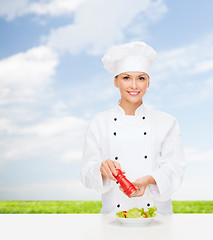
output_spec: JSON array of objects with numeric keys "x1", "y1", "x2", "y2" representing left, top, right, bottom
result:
[{"x1": 0, "y1": 214, "x2": 212, "y2": 240}]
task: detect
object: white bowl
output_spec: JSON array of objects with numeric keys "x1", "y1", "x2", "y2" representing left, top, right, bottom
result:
[{"x1": 115, "y1": 215, "x2": 156, "y2": 226}]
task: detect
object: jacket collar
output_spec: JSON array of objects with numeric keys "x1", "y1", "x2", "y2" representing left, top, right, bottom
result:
[{"x1": 115, "y1": 102, "x2": 145, "y2": 116}]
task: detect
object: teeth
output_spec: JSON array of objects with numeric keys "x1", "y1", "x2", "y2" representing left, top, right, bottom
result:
[{"x1": 128, "y1": 92, "x2": 139, "y2": 95}]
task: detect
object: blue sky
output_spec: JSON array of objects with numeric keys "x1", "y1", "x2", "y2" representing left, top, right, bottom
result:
[{"x1": 0, "y1": 0, "x2": 212, "y2": 201}]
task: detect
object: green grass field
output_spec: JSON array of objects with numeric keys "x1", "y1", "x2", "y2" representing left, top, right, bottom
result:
[{"x1": 0, "y1": 201, "x2": 212, "y2": 214}]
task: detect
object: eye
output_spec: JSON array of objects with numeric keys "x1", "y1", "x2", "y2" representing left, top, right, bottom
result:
[
  {"x1": 123, "y1": 76, "x2": 129, "y2": 80},
  {"x1": 139, "y1": 77, "x2": 145, "y2": 80}
]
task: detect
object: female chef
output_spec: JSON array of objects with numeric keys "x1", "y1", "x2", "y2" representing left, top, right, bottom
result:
[{"x1": 80, "y1": 41, "x2": 186, "y2": 214}]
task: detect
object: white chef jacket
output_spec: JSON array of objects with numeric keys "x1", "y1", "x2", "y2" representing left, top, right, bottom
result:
[{"x1": 80, "y1": 103, "x2": 186, "y2": 214}]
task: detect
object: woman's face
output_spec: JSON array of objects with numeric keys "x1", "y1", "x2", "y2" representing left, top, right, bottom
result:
[{"x1": 114, "y1": 72, "x2": 150, "y2": 104}]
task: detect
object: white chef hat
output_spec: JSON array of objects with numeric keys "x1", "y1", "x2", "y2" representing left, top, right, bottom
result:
[{"x1": 102, "y1": 41, "x2": 156, "y2": 77}]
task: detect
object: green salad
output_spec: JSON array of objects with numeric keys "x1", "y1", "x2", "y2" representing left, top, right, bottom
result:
[{"x1": 116, "y1": 205, "x2": 157, "y2": 218}]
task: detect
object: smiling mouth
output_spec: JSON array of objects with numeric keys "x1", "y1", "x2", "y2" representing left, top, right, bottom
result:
[{"x1": 127, "y1": 91, "x2": 140, "y2": 96}]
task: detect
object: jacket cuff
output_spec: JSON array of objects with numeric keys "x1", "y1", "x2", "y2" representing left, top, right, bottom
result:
[
  {"x1": 147, "y1": 184, "x2": 160, "y2": 198},
  {"x1": 151, "y1": 169, "x2": 172, "y2": 200},
  {"x1": 91, "y1": 162, "x2": 113, "y2": 193}
]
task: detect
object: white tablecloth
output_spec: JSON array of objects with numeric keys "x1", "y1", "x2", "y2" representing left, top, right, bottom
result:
[{"x1": 0, "y1": 213, "x2": 212, "y2": 240}]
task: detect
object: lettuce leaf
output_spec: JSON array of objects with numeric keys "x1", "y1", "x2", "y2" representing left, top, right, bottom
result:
[
  {"x1": 116, "y1": 211, "x2": 125, "y2": 218},
  {"x1": 139, "y1": 208, "x2": 145, "y2": 215},
  {"x1": 116, "y1": 205, "x2": 157, "y2": 218},
  {"x1": 125, "y1": 208, "x2": 141, "y2": 218},
  {"x1": 146, "y1": 205, "x2": 157, "y2": 218}
]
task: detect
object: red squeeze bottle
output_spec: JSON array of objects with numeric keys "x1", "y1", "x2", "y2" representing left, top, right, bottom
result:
[{"x1": 113, "y1": 169, "x2": 137, "y2": 197}]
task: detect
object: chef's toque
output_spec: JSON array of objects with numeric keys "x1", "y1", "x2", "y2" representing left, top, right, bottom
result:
[{"x1": 102, "y1": 41, "x2": 156, "y2": 77}]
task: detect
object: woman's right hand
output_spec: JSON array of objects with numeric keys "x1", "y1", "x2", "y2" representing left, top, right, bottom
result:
[{"x1": 100, "y1": 159, "x2": 125, "y2": 181}]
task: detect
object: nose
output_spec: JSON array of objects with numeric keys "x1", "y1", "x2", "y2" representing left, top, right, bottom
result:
[{"x1": 130, "y1": 78, "x2": 137, "y2": 89}]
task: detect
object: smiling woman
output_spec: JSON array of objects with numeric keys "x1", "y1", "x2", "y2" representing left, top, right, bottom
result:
[{"x1": 80, "y1": 41, "x2": 186, "y2": 215}]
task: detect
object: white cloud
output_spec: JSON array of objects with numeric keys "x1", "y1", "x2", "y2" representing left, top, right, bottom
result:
[
  {"x1": 0, "y1": 0, "x2": 85, "y2": 21},
  {"x1": 147, "y1": 35, "x2": 213, "y2": 107},
  {"x1": 0, "y1": 45, "x2": 58, "y2": 104},
  {"x1": 173, "y1": 179, "x2": 213, "y2": 200},
  {"x1": 152, "y1": 36, "x2": 213, "y2": 83},
  {"x1": 51, "y1": 101, "x2": 67, "y2": 114},
  {"x1": 185, "y1": 148, "x2": 213, "y2": 163},
  {"x1": 21, "y1": 116, "x2": 87, "y2": 137},
  {"x1": 29, "y1": 0, "x2": 85, "y2": 17},
  {"x1": 0, "y1": 179, "x2": 101, "y2": 200},
  {"x1": 60, "y1": 150, "x2": 83, "y2": 164},
  {"x1": 0, "y1": 0, "x2": 28, "y2": 21},
  {"x1": 173, "y1": 157, "x2": 213, "y2": 200},
  {"x1": 46, "y1": 0, "x2": 167, "y2": 55},
  {"x1": 0, "y1": 116, "x2": 88, "y2": 168},
  {"x1": 199, "y1": 77, "x2": 213, "y2": 100}
]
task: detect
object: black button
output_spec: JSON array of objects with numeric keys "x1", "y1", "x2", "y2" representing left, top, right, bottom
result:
[
  {"x1": 142, "y1": 116, "x2": 145, "y2": 120},
  {"x1": 147, "y1": 203, "x2": 150, "y2": 207},
  {"x1": 116, "y1": 181, "x2": 119, "y2": 184},
  {"x1": 144, "y1": 156, "x2": 147, "y2": 159},
  {"x1": 115, "y1": 157, "x2": 118, "y2": 160},
  {"x1": 114, "y1": 118, "x2": 117, "y2": 121},
  {"x1": 114, "y1": 132, "x2": 116, "y2": 136},
  {"x1": 117, "y1": 204, "x2": 120, "y2": 208},
  {"x1": 144, "y1": 132, "x2": 147, "y2": 135}
]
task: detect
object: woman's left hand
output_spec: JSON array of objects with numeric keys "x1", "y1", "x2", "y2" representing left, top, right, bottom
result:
[
  {"x1": 130, "y1": 176, "x2": 150, "y2": 197},
  {"x1": 119, "y1": 175, "x2": 156, "y2": 197}
]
